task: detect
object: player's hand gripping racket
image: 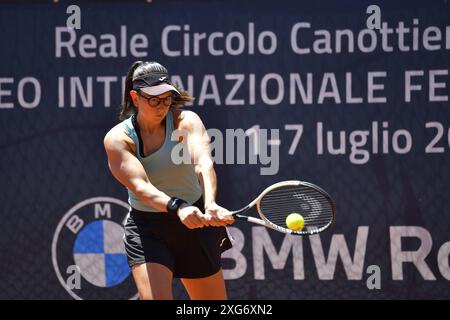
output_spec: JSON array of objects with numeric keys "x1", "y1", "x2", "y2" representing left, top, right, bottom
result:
[{"x1": 230, "y1": 180, "x2": 336, "y2": 235}]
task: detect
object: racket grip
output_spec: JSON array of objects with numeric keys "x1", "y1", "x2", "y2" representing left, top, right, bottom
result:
[{"x1": 233, "y1": 214, "x2": 267, "y2": 226}]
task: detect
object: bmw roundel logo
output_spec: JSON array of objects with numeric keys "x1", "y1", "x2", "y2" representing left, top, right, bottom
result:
[{"x1": 52, "y1": 197, "x2": 138, "y2": 300}]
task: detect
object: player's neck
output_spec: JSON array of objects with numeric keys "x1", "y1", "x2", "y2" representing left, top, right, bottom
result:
[{"x1": 136, "y1": 112, "x2": 164, "y2": 134}]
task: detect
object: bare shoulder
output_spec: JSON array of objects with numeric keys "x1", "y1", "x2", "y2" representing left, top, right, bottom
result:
[
  {"x1": 173, "y1": 109, "x2": 205, "y2": 131},
  {"x1": 103, "y1": 122, "x2": 135, "y2": 153}
]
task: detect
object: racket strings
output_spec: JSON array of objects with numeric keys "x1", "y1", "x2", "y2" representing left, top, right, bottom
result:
[{"x1": 259, "y1": 185, "x2": 334, "y2": 230}]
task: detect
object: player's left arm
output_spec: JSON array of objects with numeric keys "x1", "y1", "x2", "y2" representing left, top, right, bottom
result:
[{"x1": 179, "y1": 110, "x2": 234, "y2": 226}]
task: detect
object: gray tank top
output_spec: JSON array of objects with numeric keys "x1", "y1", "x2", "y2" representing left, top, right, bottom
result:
[{"x1": 122, "y1": 109, "x2": 202, "y2": 212}]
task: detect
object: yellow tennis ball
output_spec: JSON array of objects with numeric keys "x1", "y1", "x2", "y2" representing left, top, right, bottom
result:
[{"x1": 286, "y1": 213, "x2": 304, "y2": 231}]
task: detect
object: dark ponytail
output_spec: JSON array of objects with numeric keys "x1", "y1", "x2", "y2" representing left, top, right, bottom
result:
[{"x1": 119, "y1": 61, "x2": 143, "y2": 121}]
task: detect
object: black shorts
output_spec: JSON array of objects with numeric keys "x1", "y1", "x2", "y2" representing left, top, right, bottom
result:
[{"x1": 123, "y1": 197, "x2": 233, "y2": 279}]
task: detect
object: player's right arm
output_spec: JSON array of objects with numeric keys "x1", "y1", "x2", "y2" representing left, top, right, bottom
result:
[
  {"x1": 103, "y1": 124, "x2": 171, "y2": 212},
  {"x1": 103, "y1": 124, "x2": 206, "y2": 229}
]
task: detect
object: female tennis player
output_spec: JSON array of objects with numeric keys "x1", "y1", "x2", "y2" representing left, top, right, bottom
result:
[{"x1": 104, "y1": 61, "x2": 234, "y2": 300}]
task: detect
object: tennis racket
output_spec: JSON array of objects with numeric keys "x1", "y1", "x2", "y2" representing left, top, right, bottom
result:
[{"x1": 231, "y1": 180, "x2": 336, "y2": 235}]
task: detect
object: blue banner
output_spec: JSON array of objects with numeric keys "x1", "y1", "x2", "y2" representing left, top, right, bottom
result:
[{"x1": 1, "y1": 0, "x2": 449, "y2": 299}]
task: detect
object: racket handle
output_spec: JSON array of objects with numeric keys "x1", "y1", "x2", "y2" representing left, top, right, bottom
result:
[
  {"x1": 233, "y1": 214, "x2": 267, "y2": 226},
  {"x1": 232, "y1": 213, "x2": 248, "y2": 220}
]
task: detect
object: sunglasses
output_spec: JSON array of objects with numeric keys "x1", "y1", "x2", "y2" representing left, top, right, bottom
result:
[{"x1": 137, "y1": 91, "x2": 174, "y2": 107}]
